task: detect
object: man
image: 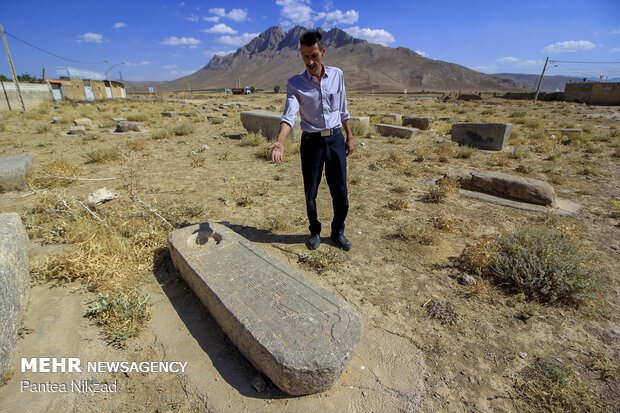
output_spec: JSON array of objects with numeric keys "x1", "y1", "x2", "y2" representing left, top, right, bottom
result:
[{"x1": 269, "y1": 30, "x2": 354, "y2": 251}]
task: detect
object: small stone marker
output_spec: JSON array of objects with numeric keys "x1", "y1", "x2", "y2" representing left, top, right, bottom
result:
[
  {"x1": 240, "y1": 110, "x2": 301, "y2": 142},
  {"x1": 51, "y1": 117, "x2": 63, "y2": 124},
  {"x1": 381, "y1": 113, "x2": 402, "y2": 123},
  {"x1": 87, "y1": 188, "x2": 119, "y2": 205},
  {"x1": 68, "y1": 126, "x2": 86, "y2": 135},
  {"x1": 161, "y1": 111, "x2": 178, "y2": 117},
  {"x1": 0, "y1": 213, "x2": 29, "y2": 382},
  {"x1": 0, "y1": 153, "x2": 34, "y2": 192},
  {"x1": 545, "y1": 128, "x2": 582, "y2": 138},
  {"x1": 73, "y1": 118, "x2": 92, "y2": 129},
  {"x1": 375, "y1": 124, "x2": 418, "y2": 139},
  {"x1": 450, "y1": 122, "x2": 513, "y2": 151},
  {"x1": 168, "y1": 222, "x2": 362, "y2": 395},
  {"x1": 403, "y1": 116, "x2": 432, "y2": 130}
]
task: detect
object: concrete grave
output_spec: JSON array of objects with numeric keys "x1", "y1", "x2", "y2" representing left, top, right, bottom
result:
[
  {"x1": 0, "y1": 153, "x2": 34, "y2": 192},
  {"x1": 450, "y1": 122, "x2": 513, "y2": 151},
  {"x1": 0, "y1": 213, "x2": 30, "y2": 382},
  {"x1": 381, "y1": 113, "x2": 402, "y2": 123},
  {"x1": 403, "y1": 116, "x2": 433, "y2": 130},
  {"x1": 168, "y1": 222, "x2": 362, "y2": 395},
  {"x1": 240, "y1": 110, "x2": 301, "y2": 142},
  {"x1": 349, "y1": 116, "x2": 370, "y2": 128},
  {"x1": 73, "y1": 118, "x2": 92, "y2": 129},
  {"x1": 375, "y1": 124, "x2": 418, "y2": 139},
  {"x1": 161, "y1": 111, "x2": 178, "y2": 117},
  {"x1": 444, "y1": 169, "x2": 556, "y2": 206}
]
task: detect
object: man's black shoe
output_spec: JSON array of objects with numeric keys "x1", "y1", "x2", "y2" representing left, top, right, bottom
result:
[
  {"x1": 330, "y1": 234, "x2": 352, "y2": 251},
  {"x1": 306, "y1": 234, "x2": 320, "y2": 250}
]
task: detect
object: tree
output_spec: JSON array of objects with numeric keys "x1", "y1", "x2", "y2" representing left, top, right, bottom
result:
[
  {"x1": 250, "y1": 86, "x2": 256, "y2": 94},
  {"x1": 274, "y1": 85, "x2": 280, "y2": 93}
]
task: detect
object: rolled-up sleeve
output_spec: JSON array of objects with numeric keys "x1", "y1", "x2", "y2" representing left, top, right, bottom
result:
[
  {"x1": 338, "y1": 71, "x2": 350, "y2": 122},
  {"x1": 280, "y1": 82, "x2": 299, "y2": 127}
]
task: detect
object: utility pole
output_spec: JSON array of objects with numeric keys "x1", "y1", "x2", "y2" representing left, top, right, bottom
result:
[
  {"x1": 42, "y1": 64, "x2": 45, "y2": 81},
  {"x1": 1, "y1": 24, "x2": 26, "y2": 111},
  {"x1": 105, "y1": 60, "x2": 113, "y2": 99},
  {"x1": 534, "y1": 57, "x2": 549, "y2": 103}
]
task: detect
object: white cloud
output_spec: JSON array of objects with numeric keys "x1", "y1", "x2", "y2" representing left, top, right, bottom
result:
[
  {"x1": 208, "y1": 8, "x2": 248, "y2": 22},
  {"x1": 342, "y1": 27, "x2": 395, "y2": 46},
  {"x1": 473, "y1": 65, "x2": 497, "y2": 72},
  {"x1": 496, "y1": 56, "x2": 519, "y2": 63},
  {"x1": 169, "y1": 69, "x2": 196, "y2": 76},
  {"x1": 203, "y1": 24, "x2": 237, "y2": 34},
  {"x1": 612, "y1": 28, "x2": 620, "y2": 34},
  {"x1": 186, "y1": 14, "x2": 200, "y2": 22},
  {"x1": 542, "y1": 40, "x2": 596, "y2": 53},
  {"x1": 217, "y1": 32, "x2": 259, "y2": 46},
  {"x1": 611, "y1": 47, "x2": 620, "y2": 52},
  {"x1": 517, "y1": 59, "x2": 545, "y2": 67},
  {"x1": 77, "y1": 33, "x2": 106, "y2": 43},
  {"x1": 161, "y1": 36, "x2": 201, "y2": 48},
  {"x1": 415, "y1": 50, "x2": 427, "y2": 57},
  {"x1": 125, "y1": 61, "x2": 151, "y2": 66},
  {"x1": 203, "y1": 16, "x2": 220, "y2": 22},
  {"x1": 113, "y1": 22, "x2": 127, "y2": 29},
  {"x1": 162, "y1": 64, "x2": 178, "y2": 69},
  {"x1": 275, "y1": 0, "x2": 359, "y2": 27},
  {"x1": 204, "y1": 49, "x2": 235, "y2": 57}
]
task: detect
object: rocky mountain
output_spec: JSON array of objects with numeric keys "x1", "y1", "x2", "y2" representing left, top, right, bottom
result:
[{"x1": 140, "y1": 26, "x2": 529, "y2": 93}]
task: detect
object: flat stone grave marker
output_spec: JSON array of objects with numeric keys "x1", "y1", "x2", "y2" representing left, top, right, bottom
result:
[
  {"x1": 375, "y1": 123, "x2": 418, "y2": 139},
  {"x1": 240, "y1": 110, "x2": 301, "y2": 142},
  {"x1": 0, "y1": 154, "x2": 33, "y2": 192},
  {"x1": 450, "y1": 122, "x2": 513, "y2": 151},
  {"x1": 168, "y1": 222, "x2": 362, "y2": 395}
]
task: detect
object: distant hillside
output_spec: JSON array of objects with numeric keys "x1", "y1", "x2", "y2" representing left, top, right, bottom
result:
[
  {"x1": 494, "y1": 73, "x2": 612, "y2": 92},
  {"x1": 128, "y1": 26, "x2": 530, "y2": 93}
]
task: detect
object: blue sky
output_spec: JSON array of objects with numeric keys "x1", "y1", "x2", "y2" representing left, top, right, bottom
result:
[{"x1": 1, "y1": 0, "x2": 619, "y2": 81}]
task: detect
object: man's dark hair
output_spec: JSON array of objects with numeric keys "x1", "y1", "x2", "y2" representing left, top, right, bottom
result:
[{"x1": 300, "y1": 31, "x2": 322, "y2": 48}]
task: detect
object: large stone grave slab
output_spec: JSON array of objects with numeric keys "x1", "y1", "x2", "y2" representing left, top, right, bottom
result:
[
  {"x1": 0, "y1": 213, "x2": 30, "y2": 382},
  {"x1": 403, "y1": 116, "x2": 433, "y2": 130},
  {"x1": 450, "y1": 122, "x2": 513, "y2": 150},
  {"x1": 375, "y1": 124, "x2": 418, "y2": 139},
  {"x1": 168, "y1": 222, "x2": 362, "y2": 395},
  {"x1": 0, "y1": 153, "x2": 33, "y2": 193},
  {"x1": 240, "y1": 110, "x2": 301, "y2": 142}
]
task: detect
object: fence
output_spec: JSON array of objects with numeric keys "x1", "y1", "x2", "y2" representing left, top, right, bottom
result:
[{"x1": 0, "y1": 82, "x2": 53, "y2": 111}]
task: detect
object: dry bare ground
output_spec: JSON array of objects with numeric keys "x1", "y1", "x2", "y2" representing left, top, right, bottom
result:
[{"x1": 0, "y1": 92, "x2": 618, "y2": 412}]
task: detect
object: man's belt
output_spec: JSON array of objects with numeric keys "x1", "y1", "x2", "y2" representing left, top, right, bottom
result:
[{"x1": 302, "y1": 126, "x2": 341, "y2": 138}]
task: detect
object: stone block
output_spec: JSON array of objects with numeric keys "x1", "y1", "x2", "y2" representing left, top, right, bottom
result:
[
  {"x1": 349, "y1": 116, "x2": 370, "y2": 129},
  {"x1": 111, "y1": 117, "x2": 127, "y2": 122},
  {"x1": 375, "y1": 124, "x2": 418, "y2": 139},
  {"x1": 381, "y1": 113, "x2": 402, "y2": 123},
  {"x1": 444, "y1": 169, "x2": 556, "y2": 206},
  {"x1": 450, "y1": 122, "x2": 513, "y2": 151},
  {"x1": 68, "y1": 126, "x2": 86, "y2": 135},
  {"x1": 168, "y1": 222, "x2": 362, "y2": 395},
  {"x1": 0, "y1": 153, "x2": 33, "y2": 193},
  {"x1": 161, "y1": 111, "x2": 177, "y2": 117},
  {"x1": 73, "y1": 118, "x2": 92, "y2": 129},
  {"x1": 403, "y1": 116, "x2": 433, "y2": 130},
  {"x1": 0, "y1": 213, "x2": 30, "y2": 382},
  {"x1": 114, "y1": 121, "x2": 143, "y2": 132},
  {"x1": 240, "y1": 110, "x2": 301, "y2": 142}
]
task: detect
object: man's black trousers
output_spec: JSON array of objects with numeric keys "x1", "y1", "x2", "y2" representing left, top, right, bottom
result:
[{"x1": 300, "y1": 129, "x2": 349, "y2": 237}]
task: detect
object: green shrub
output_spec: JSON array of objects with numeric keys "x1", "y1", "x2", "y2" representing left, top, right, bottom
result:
[
  {"x1": 85, "y1": 293, "x2": 150, "y2": 347},
  {"x1": 492, "y1": 228, "x2": 598, "y2": 305}
]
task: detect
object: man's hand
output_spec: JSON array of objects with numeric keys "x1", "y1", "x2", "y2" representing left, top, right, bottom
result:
[
  {"x1": 269, "y1": 141, "x2": 284, "y2": 164},
  {"x1": 345, "y1": 138, "x2": 355, "y2": 156}
]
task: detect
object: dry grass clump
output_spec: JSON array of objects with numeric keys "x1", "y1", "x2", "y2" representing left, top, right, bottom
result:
[
  {"x1": 29, "y1": 159, "x2": 82, "y2": 188},
  {"x1": 610, "y1": 200, "x2": 620, "y2": 218},
  {"x1": 239, "y1": 132, "x2": 266, "y2": 147},
  {"x1": 161, "y1": 201, "x2": 204, "y2": 228},
  {"x1": 425, "y1": 297, "x2": 460, "y2": 325},
  {"x1": 84, "y1": 146, "x2": 122, "y2": 164},
  {"x1": 460, "y1": 228, "x2": 599, "y2": 306},
  {"x1": 387, "y1": 199, "x2": 408, "y2": 211},
  {"x1": 454, "y1": 145, "x2": 477, "y2": 159},
  {"x1": 422, "y1": 178, "x2": 460, "y2": 203},
  {"x1": 209, "y1": 117, "x2": 224, "y2": 125},
  {"x1": 85, "y1": 292, "x2": 151, "y2": 347},
  {"x1": 396, "y1": 219, "x2": 439, "y2": 245},
  {"x1": 350, "y1": 120, "x2": 370, "y2": 136},
  {"x1": 430, "y1": 211, "x2": 461, "y2": 233},
  {"x1": 267, "y1": 217, "x2": 292, "y2": 233},
  {"x1": 151, "y1": 128, "x2": 171, "y2": 140},
  {"x1": 124, "y1": 139, "x2": 149, "y2": 151},
  {"x1": 126, "y1": 113, "x2": 149, "y2": 122},
  {"x1": 173, "y1": 122, "x2": 195, "y2": 136},
  {"x1": 298, "y1": 250, "x2": 342, "y2": 273},
  {"x1": 516, "y1": 356, "x2": 604, "y2": 412},
  {"x1": 35, "y1": 123, "x2": 51, "y2": 134}
]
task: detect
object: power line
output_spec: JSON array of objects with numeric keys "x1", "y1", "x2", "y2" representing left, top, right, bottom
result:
[
  {"x1": 3, "y1": 30, "x2": 105, "y2": 65},
  {"x1": 549, "y1": 60, "x2": 620, "y2": 64}
]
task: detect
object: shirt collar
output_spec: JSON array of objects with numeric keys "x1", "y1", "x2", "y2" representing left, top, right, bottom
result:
[{"x1": 305, "y1": 65, "x2": 328, "y2": 81}]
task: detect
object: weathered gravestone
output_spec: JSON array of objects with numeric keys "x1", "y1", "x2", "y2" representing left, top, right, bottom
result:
[
  {"x1": 375, "y1": 124, "x2": 418, "y2": 139},
  {"x1": 450, "y1": 122, "x2": 513, "y2": 151},
  {"x1": 0, "y1": 153, "x2": 33, "y2": 193},
  {"x1": 68, "y1": 126, "x2": 86, "y2": 135},
  {"x1": 0, "y1": 213, "x2": 29, "y2": 382},
  {"x1": 381, "y1": 113, "x2": 402, "y2": 123},
  {"x1": 73, "y1": 118, "x2": 92, "y2": 129},
  {"x1": 403, "y1": 116, "x2": 432, "y2": 130},
  {"x1": 168, "y1": 222, "x2": 362, "y2": 395},
  {"x1": 240, "y1": 110, "x2": 301, "y2": 142},
  {"x1": 115, "y1": 121, "x2": 143, "y2": 132},
  {"x1": 161, "y1": 111, "x2": 178, "y2": 117}
]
